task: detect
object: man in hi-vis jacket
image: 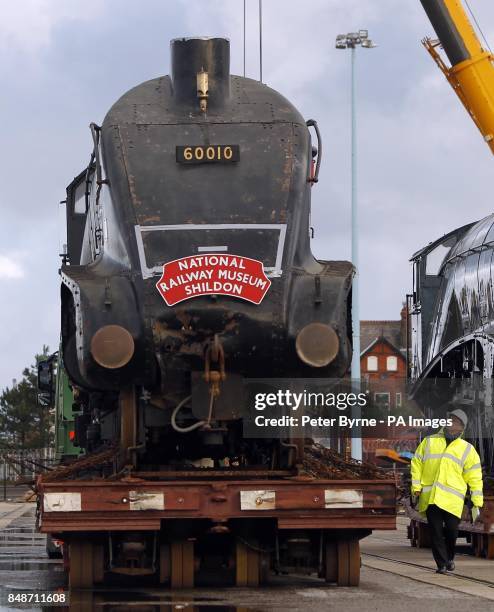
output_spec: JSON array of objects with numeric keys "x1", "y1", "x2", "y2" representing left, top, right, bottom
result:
[{"x1": 411, "y1": 408, "x2": 483, "y2": 574}]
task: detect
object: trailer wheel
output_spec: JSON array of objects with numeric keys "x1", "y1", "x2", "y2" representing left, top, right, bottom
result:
[
  {"x1": 68, "y1": 540, "x2": 105, "y2": 588},
  {"x1": 159, "y1": 543, "x2": 171, "y2": 584},
  {"x1": 472, "y1": 533, "x2": 483, "y2": 557},
  {"x1": 337, "y1": 539, "x2": 360, "y2": 586},
  {"x1": 472, "y1": 533, "x2": 494, "y2": 559},
  {"x1": 236, "y1": 540, "x2": 262, "y2": 587},
  {"x1": 170, "y1": 540, "x2": 194, "y2": 588},
  {"x1": 408, "y1": 520, "x2": 431, "y2": 548},
  {"x1": 485, "y1": 534, "x2": 494, "y2": 560},
  {"x1": 324, "y1": 541, "x2": 338, "y2": 582},
  {"x1": 324, "y1": 539, "x2": 360, "y2": 586},
  {"x1": 348, "y1": 540, "x2": 361, "y2": 586},
  {"x1": 69, "y1": 540, "x2": 94, "y2": 589},
  {"x1": 93, "y1": 544, "x2": 105, "y2": 584},
  {"x1": 418, "y1": 522, "x2": 431, "y2": 548},
  {"x1": 259, "y1": 551, "x2": 271, "y2": 585}
]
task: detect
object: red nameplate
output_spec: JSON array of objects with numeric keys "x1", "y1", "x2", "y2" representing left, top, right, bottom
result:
[{"x1": 156, "y1": 253, "x2": 271, "y2": 306}]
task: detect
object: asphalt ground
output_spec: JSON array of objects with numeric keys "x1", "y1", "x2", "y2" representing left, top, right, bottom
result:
[
  {"x1": 0, "y1": 506, "x2": 492, "y2": 611},
  {"x1": 0, "y1": 485, "x2": 31, "y2": 503}
]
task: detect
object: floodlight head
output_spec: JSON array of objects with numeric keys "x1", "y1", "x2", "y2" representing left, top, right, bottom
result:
[
  {"x1": 336, "y1": 30, "x2": 375, "y2": 50},
  {"x1": 361, "y1": 39, "x2": 377, "y2": 48},
  {"x1": 335, "y1": 34, "x2": 347, "y2": 49}
]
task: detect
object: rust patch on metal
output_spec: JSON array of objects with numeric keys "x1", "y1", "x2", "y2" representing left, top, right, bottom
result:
[
  {"x1": 279, "y1": 135, "x2": 294, "y2": 193},
  {"x1": 140, "y1": 215, "x2": 161, "y2": 224}
]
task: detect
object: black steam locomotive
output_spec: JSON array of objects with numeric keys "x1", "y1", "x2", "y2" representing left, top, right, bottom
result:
[
  {"x1": 410, "y1": 214, "x2": 494, "y2": 468},
  {"x1": 410, "y1": 213, "x2": 494, "y2": 382},
  {"x1": 60, "y1": 37, "x2": 353, "y2": 469}
]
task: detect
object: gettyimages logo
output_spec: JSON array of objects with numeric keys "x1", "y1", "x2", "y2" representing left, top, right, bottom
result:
[{"x1": 156, "y1": 253, "x2": 271, "y2": 306}]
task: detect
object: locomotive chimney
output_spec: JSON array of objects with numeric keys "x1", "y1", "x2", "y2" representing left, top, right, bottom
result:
[{"x1": 170, "y1": 37, "x2": 230, "y2": 112}]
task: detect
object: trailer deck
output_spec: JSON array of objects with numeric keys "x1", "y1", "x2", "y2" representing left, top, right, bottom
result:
[{"x1": 37, "y1": 475, "x2": 396, "y2": 588}]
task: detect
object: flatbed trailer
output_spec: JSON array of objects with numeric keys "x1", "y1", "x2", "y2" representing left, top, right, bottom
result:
[
  {"x1": 38, "y1": 475, "x2": 396, "y2": 588},
  {"x1": 405, "y1": 497, "x2": 494, "y2": 559}
]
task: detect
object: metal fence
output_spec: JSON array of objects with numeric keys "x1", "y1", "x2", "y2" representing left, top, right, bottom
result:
[{"x1": 0, "y1": 447, "x2": 55, "y2": 483}]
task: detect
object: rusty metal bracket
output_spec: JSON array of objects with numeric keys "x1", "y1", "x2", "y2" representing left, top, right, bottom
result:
[
  {"x1": 306, "y1": 119, "x2": 322, "y2": 184},
  {"x1": 202, "y1": 335, "x2": 228, "y2": 427},
  {"x1": 204, "y1": 334, "x2": 226, "y2": 383}
]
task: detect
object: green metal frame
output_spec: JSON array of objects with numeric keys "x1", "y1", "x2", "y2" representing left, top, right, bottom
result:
[{"x1": 54, "y1": 347, "x2": 84, "y2": 461}]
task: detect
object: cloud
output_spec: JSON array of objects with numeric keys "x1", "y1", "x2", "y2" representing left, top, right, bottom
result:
[
  {"x1": 0, "y1": 255, "x2": 24, "y2": 279},
  {"x1": 0, "y1": 0, "x2": 105, "y2": 53},
  {"x1": 1, "y1": 0, "x2": 494, "y2": 390}
]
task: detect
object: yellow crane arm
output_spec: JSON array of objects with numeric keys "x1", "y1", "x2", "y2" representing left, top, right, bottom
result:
[{"x1": 420, "y1": 0, "x2": 494, "y2": 153}]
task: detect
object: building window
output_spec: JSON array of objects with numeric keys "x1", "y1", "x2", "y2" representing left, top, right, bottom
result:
[
  {"x1": 387, "y1": 356, "x2": 398, "y2": 371},
  {"x1": 396, "y1": 392, "x2": 402, "y2": 407},
  {"x1": 374, "y1": 392, "x2": 390, "y2": 408},
  {"x1": 367, "y1": 356, "x2": 378, "y2": 371}
]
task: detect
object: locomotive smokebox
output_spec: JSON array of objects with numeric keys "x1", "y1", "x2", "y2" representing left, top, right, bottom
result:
[{"x1": 171, "y1": 37, "x2": 230, "y2": 111}]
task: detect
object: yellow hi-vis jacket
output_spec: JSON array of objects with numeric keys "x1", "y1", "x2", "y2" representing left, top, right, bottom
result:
[{"x1": 411, "y1": 431, "x2": 483, "y2": 518}]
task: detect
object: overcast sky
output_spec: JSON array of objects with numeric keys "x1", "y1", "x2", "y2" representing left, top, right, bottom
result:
[{"x1": 1, "y1": 0, "x2": 494, "y2": 389}]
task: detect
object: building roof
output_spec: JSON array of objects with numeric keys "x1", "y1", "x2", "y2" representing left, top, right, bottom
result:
[
  {"x1": 360, "y1": 320, "x2": 402, "y2": 354},
  {"x1": 360, "y1": 336, "x2": 406, "y2": 360}
]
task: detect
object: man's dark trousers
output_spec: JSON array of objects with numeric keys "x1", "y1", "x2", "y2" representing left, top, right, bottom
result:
[{"x1": 425, "y1": 504, "x2": 461, "y2": 568}]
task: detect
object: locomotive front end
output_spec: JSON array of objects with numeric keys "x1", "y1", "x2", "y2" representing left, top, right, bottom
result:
[{"x1": 60, "y1": 37, "x2": 353, "y2": 463}]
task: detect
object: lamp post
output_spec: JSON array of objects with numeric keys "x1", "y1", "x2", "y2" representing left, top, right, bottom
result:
[{"x1": 336, "y1": 30, "x2": 376, "y2": 461}]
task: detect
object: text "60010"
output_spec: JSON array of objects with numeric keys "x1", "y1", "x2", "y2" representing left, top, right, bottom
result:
[{"x1": 176, "y1": 145, "x2": 240, "y2": 164}]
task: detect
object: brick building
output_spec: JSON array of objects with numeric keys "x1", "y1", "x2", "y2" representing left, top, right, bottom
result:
[
  {"x1": 360, "y1": 306, "x2": 417, "y2": 463},
  {"x1": 360, "y1": 305, "x2": 408, "y2": 411}
]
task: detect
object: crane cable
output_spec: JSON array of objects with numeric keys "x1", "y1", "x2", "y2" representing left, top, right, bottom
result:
[
  {"x1": 243, "y1": 0, "x2": 246, "y2": 77},
  {"x1": 464, "y1": 0, "x2": 492, "y2": 54},
  {"x1": 259, "y1": 0, "x2": 263, "y2": 82},
  {"x1": 243, "y1": 1, "x2": 264, "y2": 82}
]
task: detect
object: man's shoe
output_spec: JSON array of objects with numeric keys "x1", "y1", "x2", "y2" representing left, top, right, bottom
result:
[
  {"x1": 446, "y1": 561, "x2": 455, "y2": 572},
  {"x1": 436, "y1": 566, "x2": 448, "y2": 574}
]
